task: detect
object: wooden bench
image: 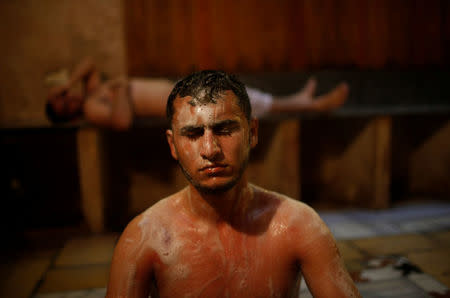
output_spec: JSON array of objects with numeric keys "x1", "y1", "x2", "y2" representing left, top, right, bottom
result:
[
  {"x1": 56, "y1": 71, "x2": 450, "y2": 232},
  {"x1": 241, "y1": 70, "x2": 450, "y2": 210},
  {"x1": 2, "y1": 71, "x2": 449, "y2": 233}
]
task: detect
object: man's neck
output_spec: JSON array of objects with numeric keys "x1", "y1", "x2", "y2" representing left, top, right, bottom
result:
[{"x1": 184, "y1": 178, "x2": 254, "y2": 226}]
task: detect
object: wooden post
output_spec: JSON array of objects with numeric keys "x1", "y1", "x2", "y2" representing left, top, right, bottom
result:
[
  {"x1": 247, "y1": 119, "x2": 301, "y2": 200},
  {"x1": 77, "y1": 128, "x2": 105, "y2": 233},
  {"x1": 372, "y1": 116, "x2": 392, "y2": 208}
]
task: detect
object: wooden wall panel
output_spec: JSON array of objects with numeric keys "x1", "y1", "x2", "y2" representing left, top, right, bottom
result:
[
  {"x1": 211, "y1": 0, "x2": 239, "y2": 71},
  {"x1": 367, "y1": 0, "x2": 390, "y2": 68},
  {"x1": 301, "y1": 117, "x2": 393, "y2": 208},
  {"x1": 124, "y1": 0, "x2": 449, "y2": 76},
  {"x1": 124, "y1": 0, "x2": 152, "y2": 76},
  {"x1": 352, "y1": 0, "x2": 369, "y2": 68},
  {"x1": 392, "y1": 116, "x2": 450, "y2": 200},
  {"x1": 263, "y1": 1, "x2": 290, "y2": 70},
  {"x1": 388, "y1": 0, "x2": 413, "y2": 66},
  {"x1": 0, "y1": 0, "x2": 126, "y2": 126},
  {"x1": 335, "y1": 0, "x2": 360, "y2": 66},
  {"x1": 302, "y1": 0, "x2": 325, "y2": 68},
  {"x1": 192, "y1": 0, "x2": 214, "y2": 69},
  {"x1": 77, "y1": 128, "x2": 106, "y2": 233},
  {"x1": 168, "y1": 0, "x2": 194, "y2": 74},
  {"x1": 373, "y1": 117, "x2": 391, "y2": 209},
  {"x1": 409, "y1": 120, "x2": 450, "y2": 197},
  {"x1": 287, "y1": 0, "x2": 307, "y2": 69},
  {"x1": 444, "y1": 1, "x2": 450, "y2": 64},
  {"x1": 247, "y1": 120, "x2": 301, "y2": 200}
]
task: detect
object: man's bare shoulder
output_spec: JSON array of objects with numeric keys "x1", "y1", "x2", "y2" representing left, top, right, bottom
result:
[
  {"x1": 252, "y1": 185, "x2": 331, "y2": 242},
  {"x1": 252, "y1": 184, "x2": 317, "y2": 219},
  {"x1": 140, "y1": 189, "x2": 186, "y2": 218},
  {"x1": 118, "y1": 188, "x2": 188, "y2": 244}
]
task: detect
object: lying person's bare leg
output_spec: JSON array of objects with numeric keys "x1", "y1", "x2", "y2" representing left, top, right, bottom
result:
[
  {"x1": 269, "y1": 78, "x2": 349, "y2": 114},
  {"x1": 125, "y1": 77, "x2": 349, "y2": 120},
  {"x1": 129, "y1": 78, "x2": 174, "y2": 117}
]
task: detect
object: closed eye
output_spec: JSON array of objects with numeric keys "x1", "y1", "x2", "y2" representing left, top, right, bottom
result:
[
  {"x1": 180, "y1": 126, "x2": 204, "y2": 139},
  {"x1": 212, "y1": 120, "x2": 240, "y2": 136}
]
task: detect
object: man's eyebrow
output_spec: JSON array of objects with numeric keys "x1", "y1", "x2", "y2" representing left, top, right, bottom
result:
[
  {"x1": 211, "y1": 119, "x2": 240, "y2": 128},
  {"x1": 179, "y1": 120, "x2": 240, "y2": 135},
  {"x1": 180, "y1": 125, "x2": 204, "y2": 135}
]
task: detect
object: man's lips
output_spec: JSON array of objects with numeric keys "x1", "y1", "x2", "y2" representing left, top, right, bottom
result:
[{"x1": 200, "y1": 164, "x2": 228, "y2": 175}]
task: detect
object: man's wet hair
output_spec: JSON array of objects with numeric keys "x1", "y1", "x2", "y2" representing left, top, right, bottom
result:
[
  {"x1": 166, "y1": 70, "x2": 251, "y2": 124},
  {"x1": 45, "y1": 102, "x2": 82, "y2": 124}
]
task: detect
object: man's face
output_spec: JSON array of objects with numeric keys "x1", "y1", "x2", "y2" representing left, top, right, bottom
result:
[{"x1": 166, "y1": 91, "x2": 258, "y2": 194}]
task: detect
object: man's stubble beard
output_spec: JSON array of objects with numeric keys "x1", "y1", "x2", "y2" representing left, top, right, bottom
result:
[{"x1": 178, "y1": 153, "x2": 250, "y2": 195}]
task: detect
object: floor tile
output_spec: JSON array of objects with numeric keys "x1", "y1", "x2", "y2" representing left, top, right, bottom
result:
[
  {"x1": 329, "y1": 221, "x2": 378, "y2": 240},
  {"x1": 0, "y1": 256, "x2": 51, "y2": 298},
  {"x1": 7, "y1": 202, "x2": 450, "y2": 298},
  {"x1": 337, "y1": 241, "x2": 366, "y2": 274},
  {"x1": 37, "y1": 265, "x2": 110, "y2": 293},
  {"x1": 430, "y1": 230, "x2": 450, "y2": 246},
  {"x1": 407, "y1": 249, "x2": 450, "y2": 287},
  {"x1": 319, "y1": 202, "x2": 450, "y2": 239},
  {"x1": 356, "y1": 278, "x2": 432, "y2": 298},
  {"x1": 436, "y1": 274, "x2": 450, "y2": 288},
  {"x1": 16, "y1": 247, "x2": 60, "y2": 260},
  {"x1": 343, "y1": 259, "x2": 365, "y2": 273},
  {"x1": 351, "y1": 234, "x2": 437, "y2": 255},
  {"x1": 398, "y1": 215, "x2": 450, "y2": 233},
  {"x1": 34, "y1": 287, "x2": 106, "y2": 298},
  {"x1": 54, "y1": 234, "x2": 118, "y2": 266},
  {"x1": 337, "y1": 241, "x2": 365, "y2": 260}
]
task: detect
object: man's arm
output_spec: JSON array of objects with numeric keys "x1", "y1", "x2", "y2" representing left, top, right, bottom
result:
[
  {"x1": 83, "y1": 77, "x2": 134, "y2": 130},
  {"x1": 83, "y1": 77, "x2": 173, "y2": 129},
  {"x1": 294, "y1": 206, "x2": 361, "y2": 298},
  {"x1": 107, "y1": 215, "x2": 156, "y2": 298},
  {"x1": 47, "y1": 57, "x2": 100, "y2": 101}
]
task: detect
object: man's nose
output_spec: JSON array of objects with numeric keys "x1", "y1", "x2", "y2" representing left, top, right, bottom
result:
[{"x1": 200, "y1": 130, "x2": 221, "y2": 160}]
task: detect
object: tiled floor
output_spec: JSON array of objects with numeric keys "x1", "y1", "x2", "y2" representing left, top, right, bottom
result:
[
  {"x1": 0, "y1": 234, "x2": 117, "y2": 298},
  {"x1": 1, "y1": 201, "x2": 449, "y2": 298}
]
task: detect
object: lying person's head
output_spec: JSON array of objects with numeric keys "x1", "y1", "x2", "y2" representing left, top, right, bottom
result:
[
  {"x1": 46, "y1": 92, "x2": 84, "y2": 124},
  {"x1": 165, "y1": 70, "x2": 258, "y2": 195}
]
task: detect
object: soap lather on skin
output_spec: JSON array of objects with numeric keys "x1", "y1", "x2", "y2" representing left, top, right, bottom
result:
[{"x1": 106, "y1": 71, "x2": 360, "y2": 298}]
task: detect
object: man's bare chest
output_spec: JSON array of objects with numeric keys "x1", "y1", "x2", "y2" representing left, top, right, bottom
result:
[{"x1": 150, "y1": 224, "x2": 299, "y2": 297}]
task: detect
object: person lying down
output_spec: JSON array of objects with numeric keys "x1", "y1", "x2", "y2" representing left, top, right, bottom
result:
[{"x1": 46, "y1": 58, "x2": 349, "y2": 130}]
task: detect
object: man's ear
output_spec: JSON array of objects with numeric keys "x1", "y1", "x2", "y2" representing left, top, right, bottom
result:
[
  {"x1": 166, "y1": 129, "x2": 178, "y2": 160},
  {"x1": 250, "y1": 118, "x2": 258, "y2": 148}
]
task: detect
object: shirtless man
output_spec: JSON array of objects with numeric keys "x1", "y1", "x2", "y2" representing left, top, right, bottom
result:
[
  {"x1": 46, "y1": 58, "x2": 349, "y2": 130},
  {"x1": 106, "y1": 70, "x2": 360, "y2": 297}
]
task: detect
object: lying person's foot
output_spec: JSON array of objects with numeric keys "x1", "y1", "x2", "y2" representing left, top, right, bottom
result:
[
  {"x1": 271, "y1": 78, "x2": 349, "y2": 114},
  {"x1": 310, "y1": 82, "x2": 349, "y2": 112}
]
